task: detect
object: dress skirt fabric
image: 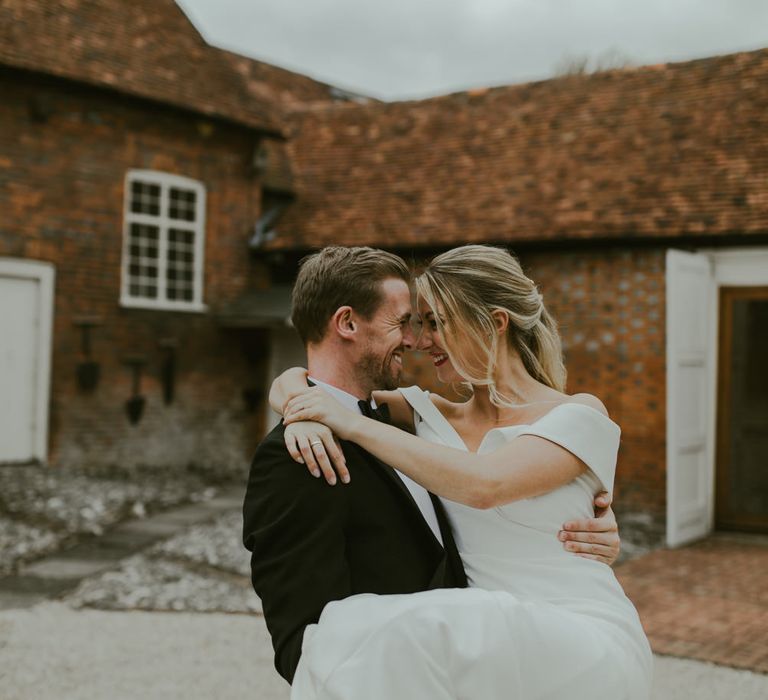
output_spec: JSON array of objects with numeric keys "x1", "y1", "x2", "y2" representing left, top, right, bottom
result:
[{"x1": 292, "y1": 588, "x2": 649, "y2": 700}]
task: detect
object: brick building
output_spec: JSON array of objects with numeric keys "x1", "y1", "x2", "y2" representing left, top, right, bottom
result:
[
  {"x1": 1, "y1": 0, "x2": 766, "y2": 545},
  {"x1": 0, "y1": 0, "x2": 353, "y2": 477}
]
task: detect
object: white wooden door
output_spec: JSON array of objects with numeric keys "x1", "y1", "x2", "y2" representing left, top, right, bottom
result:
[
  {"x1": 0, "y1": 259, "x2": 55, "y2": 464},
  {"x1": 666, "y1": 250, "x2": 713, "y2": 546}
]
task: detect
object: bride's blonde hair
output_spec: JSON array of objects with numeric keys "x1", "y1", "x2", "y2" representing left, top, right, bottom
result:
[{"x1": 414, "y1": 245, "x2": 566, "y2": 405}]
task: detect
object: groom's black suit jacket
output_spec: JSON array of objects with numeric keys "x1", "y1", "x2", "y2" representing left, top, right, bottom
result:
[{"x1": 243, "y1": 418, "x2": 467, "y2": 683}]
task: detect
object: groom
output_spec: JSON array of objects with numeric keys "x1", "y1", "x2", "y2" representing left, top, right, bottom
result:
[{"x1": 243, "y1": 246, "x2": 620, "y2": 685}]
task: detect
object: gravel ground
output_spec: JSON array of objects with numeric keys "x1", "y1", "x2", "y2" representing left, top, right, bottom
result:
[
  {"x1": 149, "y1": 511, "x2": 250, "y2": 577},
  {"x1": 62, "y1": 507, "x2": 663, "y2": 614},
  {"x1": 66, "y1": 555, "x2": 259, "y2": 613},
  {"x1": 0, "y1": 517, "x2": 63, "y2": 575},
  {"x1": 0, "y1": 465, "x2": 218, "y2": 575},
  {"x1": 64, "y1": 511, "x2": 256, "y2": 613},
  {"x1": 1, "y1": 602, "x2": 767, "y2": 700}
]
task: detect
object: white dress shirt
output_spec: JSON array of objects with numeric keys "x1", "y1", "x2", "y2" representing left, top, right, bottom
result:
[{"x1": 308, "y1": 377, "x2": 444, "y2": 546}]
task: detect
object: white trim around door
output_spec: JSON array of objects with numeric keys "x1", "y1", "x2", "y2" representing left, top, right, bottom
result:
[
  {"x1": 0, "y1": 258, "x2": 55, "y2": 464},
  {"x1": 666, "y1": 246, "x2": 768, "y2": 546}
]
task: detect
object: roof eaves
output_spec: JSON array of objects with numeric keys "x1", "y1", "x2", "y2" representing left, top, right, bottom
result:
[{"x1": 0, "y1": 58, "x2": 285, "y2": 137}]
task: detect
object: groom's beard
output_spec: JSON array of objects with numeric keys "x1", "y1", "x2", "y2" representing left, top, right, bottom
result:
[{"x1": 357, "y1": 347, "x2": 402, "y2": 392}]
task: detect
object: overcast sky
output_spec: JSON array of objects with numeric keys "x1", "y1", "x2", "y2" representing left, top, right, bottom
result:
[{"x1": 179, "y1": 0, "x2": 768, "y2": 100}]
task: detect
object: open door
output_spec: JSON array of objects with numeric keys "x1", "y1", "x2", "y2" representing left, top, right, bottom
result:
[
  {"x1": 716, "y1": 286, "x2": 768, "y2": 532},
  {"x1": 666, "y1": 250, "x2": 713, "y2": 547}
]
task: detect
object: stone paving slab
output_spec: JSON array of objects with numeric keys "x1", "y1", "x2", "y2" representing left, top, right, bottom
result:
[
  {"x1": 0, "y1": 574, "x2": 79, "y2": 598},
  {"x1": 21, "y1": 557, "x2": 116, "y2": 579},
  {"x1": 616, "y1": 533, "x2": 768, "y2": 674},
  {"x1": 0, "y1": 488, "x2": 245, "y2": 609},
  {"x1": 113, "y1": 519, "x2": 186, "y2": 537},
  {"x1": 53, "y1": 536, "x2": 139, "y2": 561},
  {"x1": 197, "y1": 494, "x2": 245, "y2": 510},
  {"x1": 0, "y1": 591, "x2": 46, "y2": 611},
  {"x1": 146, "y1": 509, "x2": 212, "y2": 526}
]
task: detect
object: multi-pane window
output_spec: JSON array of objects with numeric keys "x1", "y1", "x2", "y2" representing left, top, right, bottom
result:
[{"x1": 121, "y1": 171, "x2": 206, "y2": 310}]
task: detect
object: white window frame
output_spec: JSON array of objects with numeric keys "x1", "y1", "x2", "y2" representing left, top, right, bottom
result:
[{"x1": 120, "y1": 170, "x2": 207, "y2": 312}]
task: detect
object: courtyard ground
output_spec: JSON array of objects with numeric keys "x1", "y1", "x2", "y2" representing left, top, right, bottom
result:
[
  {"x1": 1, "y1": 468, "x2": 766, "y2": 698},
  {"x1": 616, "y1": 533, "x2": 768, "y2": 674},
  {"x1": 2, "y1": 602, "x2": 768, "y2": 700}
]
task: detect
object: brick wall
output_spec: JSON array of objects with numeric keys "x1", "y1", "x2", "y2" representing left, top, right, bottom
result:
[
  {"x1": 0, "y1": 69, "x2": 272, "y2": 477},
  {"x1": 401, "y1": 246, "x2": 667, "y2": 518}
]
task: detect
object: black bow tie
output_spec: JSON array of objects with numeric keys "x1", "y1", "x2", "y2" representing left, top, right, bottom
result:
[{"x1": 358, "y1": 400, "x2": 391, "y2": 424}]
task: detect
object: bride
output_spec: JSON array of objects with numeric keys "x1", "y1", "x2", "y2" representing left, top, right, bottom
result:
[{"x1": 273, "y1": 245, "x2": 652, "y2": 699}]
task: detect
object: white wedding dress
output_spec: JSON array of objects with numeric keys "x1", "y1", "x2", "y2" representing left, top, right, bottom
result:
[{"x1": 291, "y1": 387, "x2": 653, "y2": 700}]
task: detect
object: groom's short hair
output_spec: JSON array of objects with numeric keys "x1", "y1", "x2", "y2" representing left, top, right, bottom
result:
[{"x1": 291, "y1": 246, "x2": 411, "y2": 345}]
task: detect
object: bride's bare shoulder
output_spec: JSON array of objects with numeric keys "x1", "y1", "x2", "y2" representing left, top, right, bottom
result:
[{"x1": 565, "y1": 392, "x2": 609, "y2": 417}]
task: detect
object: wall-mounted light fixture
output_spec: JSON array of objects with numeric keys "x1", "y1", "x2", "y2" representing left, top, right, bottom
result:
[
  {"x1": 73, "y1": 316, "x2": 103, "y2": 393},
  {"x1": 158, "y1": 338, "x2": 178, "y2": 405},
  {"x1": 122, "y1": 356, "x2": 147, "y2": 425}
]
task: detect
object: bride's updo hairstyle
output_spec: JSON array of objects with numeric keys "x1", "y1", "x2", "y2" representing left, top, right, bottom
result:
[{"x1": 415, "y1": 245, "x2": 566, "y2": 404}]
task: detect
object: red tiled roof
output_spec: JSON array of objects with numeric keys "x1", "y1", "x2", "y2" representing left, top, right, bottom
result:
[
  {"x1": 267, "y1": 48, "x2": 768, "y2": 249},
  {"x1": 0, "y1": 0, "x2": 348, "y2": 133},
  {"x1": 219, "y1": 48, "x2": 368, "y2": 112}
]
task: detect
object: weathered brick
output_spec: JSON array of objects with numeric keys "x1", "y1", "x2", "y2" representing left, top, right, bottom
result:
[{"x1": 0, "y1": 70, "x2": 271, "y2": 476}]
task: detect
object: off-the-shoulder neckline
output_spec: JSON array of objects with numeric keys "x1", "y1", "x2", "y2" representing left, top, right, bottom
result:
[{"x1": 412, "y1": 392, "x2": 620, "y2": 454}]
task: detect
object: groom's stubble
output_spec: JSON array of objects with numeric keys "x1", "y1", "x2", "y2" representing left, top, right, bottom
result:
[{"x1": 356, "y1": 343, "x2": 405, "y2": 393}]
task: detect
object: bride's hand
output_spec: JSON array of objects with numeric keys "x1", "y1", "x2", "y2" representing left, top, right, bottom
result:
[
  {"x1": 284, "y1": 387, "x2": 362, "y2": 440},
  {"x1": 284, "y1": 421, "x2": 349, "y2": 485}
]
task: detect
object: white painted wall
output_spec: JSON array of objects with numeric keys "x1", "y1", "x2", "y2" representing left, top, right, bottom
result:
[{"x1": 0, "y1": 258, "x2": 55, "y2": 464}]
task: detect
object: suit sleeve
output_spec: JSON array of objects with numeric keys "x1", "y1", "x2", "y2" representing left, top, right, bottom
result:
[{"x1": 242, "y1": 433, "x2": 352, "y2": 683}]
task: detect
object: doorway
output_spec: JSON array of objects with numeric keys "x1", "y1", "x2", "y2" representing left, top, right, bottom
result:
[
  {"x1": 0, "y1": 258, "x2": 55, "y2": 464},
  {"x1": 666, "y1": 247, "x2": 768, "y2": 547},
  {"x1": 715, "y1": 286, "x2": 768, "y2": 532}
]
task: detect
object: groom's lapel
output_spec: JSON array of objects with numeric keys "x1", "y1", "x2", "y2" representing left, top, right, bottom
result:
[
  {"x1": 352, "y1": 444, "x2": 421, "y2": 511},
  {"x1": 430, "y1": 493, "x2": 466, "y2": 587},
  {"x1": 347, "y1": 442, "x2": 444, "y2": 551},
  {"x1": 430, "y1": 493, "x2": 454, "y2": 548}
]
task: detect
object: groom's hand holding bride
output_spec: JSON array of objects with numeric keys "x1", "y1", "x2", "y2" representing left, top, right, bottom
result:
[
  {"x1": 283, "y1": 387, "x2": 621, "y2": 566},
  {"x1": 557, "y1": 491, "x2": 620, "y2": 565}
]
